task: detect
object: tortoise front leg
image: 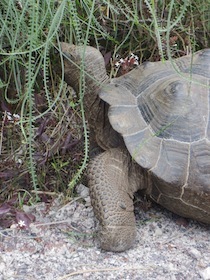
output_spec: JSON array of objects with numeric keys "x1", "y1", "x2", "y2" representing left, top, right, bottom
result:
[{"x1": 88, "y1": 148, "x2": 138, "y2": 252}]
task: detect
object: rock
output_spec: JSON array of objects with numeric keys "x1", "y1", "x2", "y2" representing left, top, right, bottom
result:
[
  {"x1": 189, "y1": 247, "x2": 202, "y2": 259},
  {"x1": 199, "y1": 267, "x2": 210, "y2": 280}
]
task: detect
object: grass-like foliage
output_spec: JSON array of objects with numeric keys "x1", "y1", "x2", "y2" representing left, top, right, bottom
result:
[
  {"x1": 0, "y1": 0, "x2": 209, "y2": 204},
  {"x1": 0, "y1": 0, "x2": 72, "y2": 201}
]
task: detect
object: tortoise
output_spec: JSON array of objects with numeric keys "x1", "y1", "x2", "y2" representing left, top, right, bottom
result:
[{"x1": 60, "y1": 43, "x2": 210, "y2": 252}]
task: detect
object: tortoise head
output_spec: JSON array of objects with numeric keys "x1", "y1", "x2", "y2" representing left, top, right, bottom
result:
[
  {"x1": 60, "y1": 43, "x2": 108, "y2": 95},
  {"x1": 60, "y1": 43, "x2": 123, "y2": 150}
]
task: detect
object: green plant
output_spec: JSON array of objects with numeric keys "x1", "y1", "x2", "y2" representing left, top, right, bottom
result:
[
  {"x1": 0, "y1": 0, "x2": 68, "y2": 196},
  {"x1": 0, "y1": 0, "x2": 209, "y2": 201}
]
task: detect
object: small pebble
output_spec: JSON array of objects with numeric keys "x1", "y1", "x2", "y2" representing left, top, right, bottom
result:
[{"x1": 199, "y1": 267, "x2": 210, "y2": 280}]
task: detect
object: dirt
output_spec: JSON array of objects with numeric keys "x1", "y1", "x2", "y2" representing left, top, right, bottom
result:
[{"x1": 0, "y1": 184, "x2": 210, "y2": 280}]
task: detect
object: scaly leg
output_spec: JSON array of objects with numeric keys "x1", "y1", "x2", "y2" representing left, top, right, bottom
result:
[{"x1": 88, "y1": 148, "x2": 138, "y2": 252}]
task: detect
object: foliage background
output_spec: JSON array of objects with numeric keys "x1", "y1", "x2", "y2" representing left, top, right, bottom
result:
[{"x1": 0, "y1": 0, "x2": 209, "y2": 205}]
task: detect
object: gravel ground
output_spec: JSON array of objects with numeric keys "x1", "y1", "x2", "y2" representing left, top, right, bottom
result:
[{"x1": 0, "y1": 184, "x2": 210, "y2": 280}]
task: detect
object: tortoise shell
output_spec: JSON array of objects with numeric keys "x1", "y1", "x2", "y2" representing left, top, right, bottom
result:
[{"x1": 100, "y1": 49, "x2": 210, "y2": 222}]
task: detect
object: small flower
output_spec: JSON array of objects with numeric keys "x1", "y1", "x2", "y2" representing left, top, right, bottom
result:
[
  {"x1": 133, "y1": 61, "x2": 139, "y2": 66},
  {"x1": 114, "y1": 52, "x2": 139, "y2": 74},
  {"x1": 130, "y1": 53, "x2": 139, "y2": 60},
  {"x1": 18, "y1": 220, "x2": 26, "y2": 228},
  {"x1": 13, "y1": 114, "x2": 20, "y2": 121},
  {"x1": 4, "y1": 111, "x2": 20, "y2": 123},
  {"x1": 115, "y1": 61, "x2": 121, "y2": 68},
  {"x1": 6, "y1": 112, "x2": 13, "y2": 121}
]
